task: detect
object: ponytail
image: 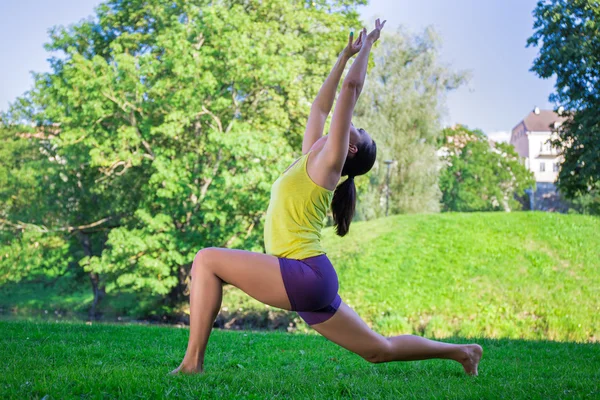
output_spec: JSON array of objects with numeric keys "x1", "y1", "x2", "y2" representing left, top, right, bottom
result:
[
  {"x1": 330, "y1": 131, "x2": 377, "y2": 237},
  {"x1": 331, "y1": 175, "x2": 356, "y2": 237}
]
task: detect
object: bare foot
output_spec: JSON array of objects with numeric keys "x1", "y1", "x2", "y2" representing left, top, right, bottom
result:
[
  {"x1": 169, "y1": 363, "x2": 204, "y2": 375},
  {"x1": 458, "y1": 344, "x2": 483, "y2": 376}
]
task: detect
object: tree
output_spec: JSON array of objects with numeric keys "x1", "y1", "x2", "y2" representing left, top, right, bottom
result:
[
  {"x1": 2, "y1": 0, "x2": 366, "y2": 318},
  {"x1": 0, "y1": 123, "x2": 73, "y2": 287},
  {"x1": 528, "y1": 0, "x2": 600, "y2": 201},
  {"x1": 439, "y1": 125, "x2": 535, "y2": 212},
  {"x1": 349, "y1": 26, "x2": 466, "y2": 219}
]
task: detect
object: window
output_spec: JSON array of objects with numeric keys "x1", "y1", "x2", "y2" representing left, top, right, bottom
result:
[
  {"x1": 540, "y1": 162, "x2": 546, "y2": 172},
  {"x1": 540, "y1": 141, "x2": 551, "y2": 153},
  {"x1": 553, "y1": 162, "x2": 560, "y2": 172}
]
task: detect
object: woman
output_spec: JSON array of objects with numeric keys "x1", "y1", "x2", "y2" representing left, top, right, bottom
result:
[{"x1": 172, "y1": 19, "x2": 483, "y2": 376}]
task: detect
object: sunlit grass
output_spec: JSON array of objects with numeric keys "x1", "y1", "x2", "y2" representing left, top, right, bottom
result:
[{"x1": 2, "y1": 320, "x2": 599, "y2": 399}]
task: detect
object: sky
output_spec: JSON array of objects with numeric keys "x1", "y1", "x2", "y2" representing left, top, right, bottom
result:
[{"x1": 0, "y1": 0, "x2": 556, "y2": 142}]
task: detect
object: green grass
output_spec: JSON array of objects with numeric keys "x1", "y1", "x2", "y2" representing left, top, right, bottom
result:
[{"x1": 2, "y1": 320, "x2": 599, "y2": 399}]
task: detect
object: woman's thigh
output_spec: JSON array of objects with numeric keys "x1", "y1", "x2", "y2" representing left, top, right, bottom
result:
[{"x1": 193, "y1": 247, "x2": 292, "y2": 311}]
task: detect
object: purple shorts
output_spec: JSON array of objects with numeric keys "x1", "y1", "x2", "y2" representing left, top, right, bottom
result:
[{"x1": 278, "y1": 253, "x2": 342, "y2": 326}]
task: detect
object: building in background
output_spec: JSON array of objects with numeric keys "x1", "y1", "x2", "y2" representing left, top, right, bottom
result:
[{"x1": 510, "y1": 107, "x2": 568, "y2": 211}]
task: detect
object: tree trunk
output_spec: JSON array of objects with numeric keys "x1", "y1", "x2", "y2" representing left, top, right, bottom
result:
[
  {"x1": 77, "y1": 230, "x2": 106, "y2": 320},
  {"x1": 88, "y1": 272, "x2": 106, "y2": 320},
  {"x1": 165, "y1": 263, "x2": 192, "y2": 320}
]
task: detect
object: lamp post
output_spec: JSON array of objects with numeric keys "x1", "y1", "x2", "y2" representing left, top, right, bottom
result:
[{"x1": 384, "y1": 160, "x2": 393, "y2": 216}]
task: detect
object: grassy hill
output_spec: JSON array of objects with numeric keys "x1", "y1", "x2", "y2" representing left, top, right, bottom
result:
[
  {"x1": 2, "y1": 212, "x2": 599, "y2": 342},
  {"x1": 225, "y1": 212, "x2": 599, "y2": 342}
]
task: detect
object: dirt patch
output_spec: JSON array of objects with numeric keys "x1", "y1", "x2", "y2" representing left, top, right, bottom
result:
[
  {"x1": 146, "y1": 309, "x2": 303, "y2": 332},
  {"x1": 126, "y1": 309, "x2": 302, "y2": 331}
]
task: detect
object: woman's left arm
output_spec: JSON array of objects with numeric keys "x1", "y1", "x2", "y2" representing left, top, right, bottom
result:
[{"x1": 302, "y1": 31, "x2": 364, "y2": 154}]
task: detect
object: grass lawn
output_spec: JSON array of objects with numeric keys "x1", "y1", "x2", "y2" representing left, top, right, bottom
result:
[{"x1": 2, "y1": 320, "x2": 599, "y2": 399}]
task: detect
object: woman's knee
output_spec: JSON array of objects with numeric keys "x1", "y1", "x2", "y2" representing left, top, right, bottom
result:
[
  {"x1": 362, "y1": 338, "x2": 391, "y2": 364},
  {"x1": 190, "y1": 247, "x2": 218, "y2": 276}
]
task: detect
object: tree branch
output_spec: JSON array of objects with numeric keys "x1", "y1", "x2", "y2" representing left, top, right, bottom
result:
[
  {"x1": 0, "y1": 216, "x2": 115, "y2": 233},
  {"x1": 201, "y1": 105, "x2": 223, "y2": 133},
  {"x1": 130, "y1": 111, "x2": 155, "y2": 160}
]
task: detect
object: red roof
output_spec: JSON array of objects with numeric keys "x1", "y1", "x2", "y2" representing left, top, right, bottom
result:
[{"x1": 520, "y1": 110, "x2": 567, "y2": 132}]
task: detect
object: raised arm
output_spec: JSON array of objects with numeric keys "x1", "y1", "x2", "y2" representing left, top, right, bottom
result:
[
  {"x1": 302, "y1": 31, "x2": 365, "y2": 154},
  {"x1": 320, "y1": 19, "x2": 386, "y2": 171}
]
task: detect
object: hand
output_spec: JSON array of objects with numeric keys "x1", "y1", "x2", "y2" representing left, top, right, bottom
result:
[
  {"x1": 342, "y1": 29, "x2": 366, "y2": 59},
  {"x1": 366, "y1": 18, "x2": 386, "y2": 43}
]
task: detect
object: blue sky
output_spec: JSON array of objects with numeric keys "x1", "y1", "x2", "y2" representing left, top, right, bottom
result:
[{"x1": 0, "y1": 0, "x2": 555, "y2": 141}]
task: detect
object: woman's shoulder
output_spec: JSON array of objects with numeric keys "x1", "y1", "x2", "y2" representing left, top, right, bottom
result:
[{"x1": 305, "y1": 148, "x2": 339, "y2": 192}]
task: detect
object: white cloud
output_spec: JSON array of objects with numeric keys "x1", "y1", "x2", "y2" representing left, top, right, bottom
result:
[{"x1": 486, "y1": 131, "x2": 511, "y2": 143}]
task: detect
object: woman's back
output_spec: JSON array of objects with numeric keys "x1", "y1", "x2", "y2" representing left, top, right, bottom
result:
[{"x1": 263, "y1": 150, "x2": 334, "y2": 259}]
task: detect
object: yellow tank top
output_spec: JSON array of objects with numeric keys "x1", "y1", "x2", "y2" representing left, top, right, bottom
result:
[{"x1": 264, "y1": 150, "x2": 334, "y2": 259}]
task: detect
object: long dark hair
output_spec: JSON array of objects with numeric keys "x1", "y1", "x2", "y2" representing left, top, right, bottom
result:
[{"x1": 331, "y1": 131, "x2": 377, "y2": 237}]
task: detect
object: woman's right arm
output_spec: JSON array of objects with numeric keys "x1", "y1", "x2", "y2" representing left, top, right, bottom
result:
[{"x1": 319, "y1": 19, "x2": 386, "y2": 172}]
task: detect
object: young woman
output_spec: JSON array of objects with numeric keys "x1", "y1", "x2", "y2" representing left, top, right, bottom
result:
[{"x1": 172, "y1": 19, "x2": 483, "y2": 376}]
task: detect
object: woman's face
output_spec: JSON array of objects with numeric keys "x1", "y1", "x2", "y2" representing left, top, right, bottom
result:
[
  {"x1": 349, "y1": 121, "x2": 361, "y2": 144},
  {"x1": 313, "y1": 122, "x2": 370, "y2": 156},
  {"x1": 350, "y1": 122, "x2": 371, "y2": 147}
]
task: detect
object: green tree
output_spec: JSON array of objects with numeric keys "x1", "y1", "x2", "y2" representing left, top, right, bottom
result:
[
  {"x1": 439, "y1": 125, "x2": 535, "y2": 212},
  {"x1": 2, "y1": 0, "x2": 366, "y2": 318},
  {"x1": 0, "y1": 123, "x2": 73, "y2": 287},
  {"x1": 350, "y1": 26, "x2": 466, "y2": 218},
  {"x1": 528, "y1": 0, "x2": 600, "y2": 201}
]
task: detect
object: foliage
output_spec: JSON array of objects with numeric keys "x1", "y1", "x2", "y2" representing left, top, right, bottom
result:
[
  {"x1": 1, "y1": 0, "x2": 365, "y2": 316},
  {"x1": 438, "y1": 125, "x2": 535, "y2": 212},
  {"x1": 0, "y1": 123, "x2": 74, "y2": 285},
  {"x1": 567, "y1": 188, "x2": 600, "y2": 215},
  {"x1": 348, "y1": 26, "x2": 466, "y2": 219},
  {"x1": 528, "y1": 0, "x2": 600, "y2": 198}
]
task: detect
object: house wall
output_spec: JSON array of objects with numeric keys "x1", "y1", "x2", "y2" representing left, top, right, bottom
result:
[
  {"x1": 510, "y1": 122, "x2": 529, "y2": 167},
  {"x1": 527, "y1": 131, "x2": 561, "y2": 183}
]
